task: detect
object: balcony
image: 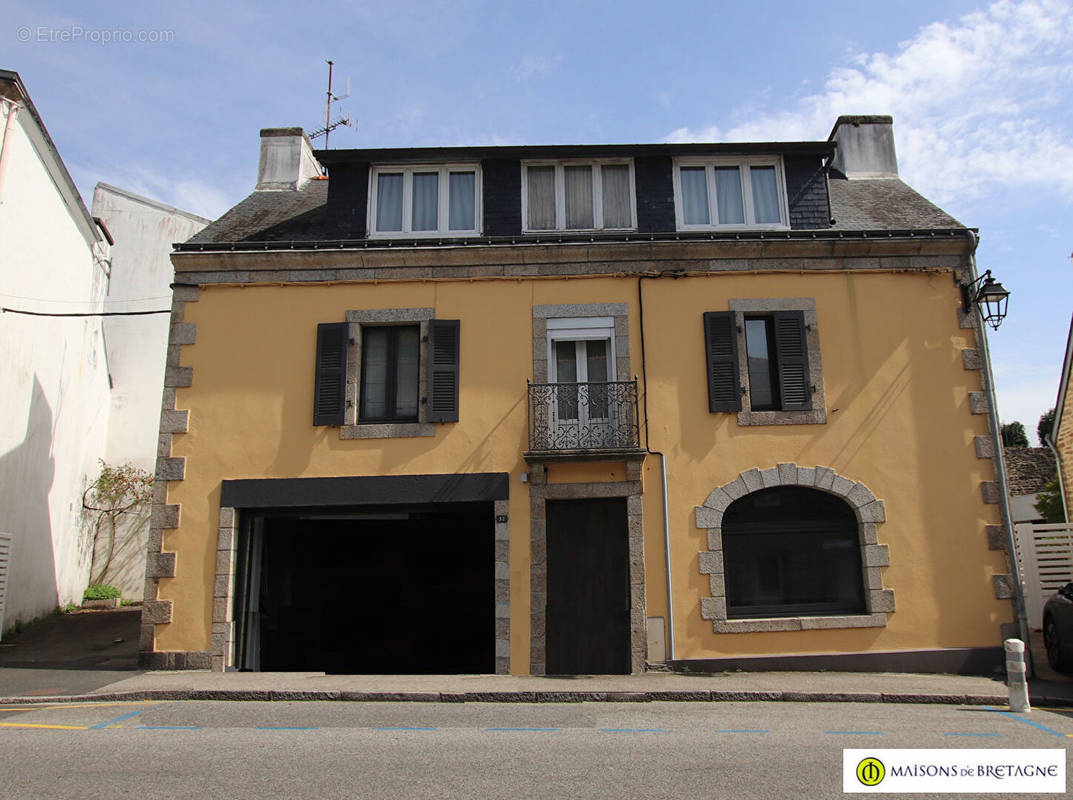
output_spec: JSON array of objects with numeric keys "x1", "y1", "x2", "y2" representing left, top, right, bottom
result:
[{"x1": 526, "y1": 380, "x2": 643, "y2": 458}]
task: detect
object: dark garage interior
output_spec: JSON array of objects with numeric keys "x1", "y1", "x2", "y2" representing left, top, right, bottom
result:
[{"x1": 234, "y1": 502, "x2": 494, "y2": 674}]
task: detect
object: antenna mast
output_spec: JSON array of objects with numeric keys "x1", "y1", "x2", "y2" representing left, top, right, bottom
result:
[{"x1": 309, "y1": 59, "x2": 352, "y2": 148}]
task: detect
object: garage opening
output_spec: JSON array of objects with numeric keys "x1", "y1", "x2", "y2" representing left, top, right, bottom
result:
[{"x1": 232, "y1": 502, "x2": 494, "y2": 674}]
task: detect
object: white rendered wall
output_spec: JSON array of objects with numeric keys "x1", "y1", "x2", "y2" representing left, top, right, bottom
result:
[
  {"x1": 0, "y1": 101, "x2": 111, "y2": 629},
  {"x1": 91, "y1": 185, "x2": 207, "y2": 596}
]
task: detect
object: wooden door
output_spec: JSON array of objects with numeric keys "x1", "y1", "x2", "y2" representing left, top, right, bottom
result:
[{"x1": 545, "y1": 498, "x2": 630, "y2": 674}]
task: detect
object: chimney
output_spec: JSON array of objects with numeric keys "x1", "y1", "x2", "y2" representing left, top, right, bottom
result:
[
  {"x1": 828, "y1": 115, "x2": 898, "y2": 178},
  {"x1": 256, "y1": 127, "x2": 321, "y2": 191}
]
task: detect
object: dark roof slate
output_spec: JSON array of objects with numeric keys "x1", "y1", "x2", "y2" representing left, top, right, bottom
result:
[
  {"x1": 185, "y1": 173, "x2": 965, "y2": 246},
  {"x1": 827, "y1": 177, "x2": 964, "y2": 231},
  {"x1": 1003, "y1": 447, "x2": 1057, "y2": 495},
  {"x1": 186, "y1": 180, "x2": 329, "y2": 244}
]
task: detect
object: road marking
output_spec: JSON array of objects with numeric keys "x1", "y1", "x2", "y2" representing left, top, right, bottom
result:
[
  {"x1": 90, "y1": 709, "x2": 145, "y2": 729},
  {"x1": 0, "y1": 722, "x2": 87, "y2": 730},
  {"x1": 257, "y1": 726, "x2": 319, "y2": 730},
  {"x1": 986, "y1": 708, "x2": 1067, "y2": 739},
  {"x1": 371, "y1": 726, "x2": 436, "y2": 731},
  {"x1": 485, "y1": 727, "x2": 559, "y2": 732},
  {"x1": 824, "y1": 731, "x2": 884, "y2": 735},
  {"x1": 944, "y1": 732, "x2": 1001, "y2": 737},
  {"x1": 714, "y1": 729, "x2": 769, "y2": 734},
  {"x1": 598, "y1": 728, "x2": 667, "y2": 733}
]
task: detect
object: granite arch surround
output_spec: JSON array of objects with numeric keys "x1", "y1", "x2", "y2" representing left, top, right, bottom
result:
[{"x1": 696, "y1": 463, "x2": 894, "y2": 634}]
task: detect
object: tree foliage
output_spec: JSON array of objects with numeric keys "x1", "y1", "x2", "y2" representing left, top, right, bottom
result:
[
  {"x1": 1034, "y1": 477, "x2": 1066, "y2": 523},
  {"x1": 1001, "y1": 421, "x2": 1029, "y2": 448},
  {"x1": 1038, "y1": 407, "x2": 1056, "y2": 446}
]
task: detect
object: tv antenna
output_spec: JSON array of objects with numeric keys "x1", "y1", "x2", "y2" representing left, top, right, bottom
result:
[{"x1": 309, "y1": 60, "x2": 352, "y2": 148}]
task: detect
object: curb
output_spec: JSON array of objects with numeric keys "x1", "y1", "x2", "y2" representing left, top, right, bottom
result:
[{"x1": 2, "y1": 689, "x2": 1066, "y2": 706}]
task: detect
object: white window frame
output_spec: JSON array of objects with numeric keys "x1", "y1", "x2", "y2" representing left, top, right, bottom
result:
[
  {"x1": 672, "y1": 156, "x2": 789, "y2": 231},
  {"x1": 368, "y1": 163, "x2": 482, "y2": 239},
  {"x1": 521, "y1": 160, "x2": 637, "y2": 233},
  {"x1": 545, "y1": 317, "x2": 618, "y2": 380}
]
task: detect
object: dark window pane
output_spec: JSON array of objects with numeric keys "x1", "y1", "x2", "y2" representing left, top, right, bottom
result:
[
  {"x1": 745, "y1": 318, "x2": 776, "y2": 410},
  {"x1": 722, "y1": 487, "x2": 865, "y2": 618},
  {"x1": 360, "y1": 325, "x2": 420, "y2": 422}
]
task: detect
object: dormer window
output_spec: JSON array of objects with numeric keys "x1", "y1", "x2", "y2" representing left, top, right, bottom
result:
[
  {"x1": 522, "y1": 160, "x2": 636, "y2": 232},
  {"x1": 673, "y1": 157, "x2": 788, "y2": 230},
  {"x1": 370, "y1": 164, "x2": 481, "y2": 237}
]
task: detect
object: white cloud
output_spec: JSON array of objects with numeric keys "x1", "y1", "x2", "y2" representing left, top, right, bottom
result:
[
  {"x1": 72, "y1": 162, "x2": 235, "y2": 220},
  {"x1": 664, "y1": 0, "x2": 1073, "y2": 207},
  {"x1": 512, "y1": 53, "x2": 565, "y2": 81}
]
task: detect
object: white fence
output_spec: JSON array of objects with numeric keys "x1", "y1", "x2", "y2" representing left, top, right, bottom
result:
[
  {"x1": 1015, "y1": 522, "x2": 1073, "y2": 630},
  {"x1": 0, "y1": 533, "x2": 11, "y2": 641}
]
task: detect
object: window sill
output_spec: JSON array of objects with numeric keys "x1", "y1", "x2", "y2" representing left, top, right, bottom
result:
[
  {"x1": 340, "y1": 422, "x2": 436, "y2": 440},
  {"x1": 737, "y1": 408, "x2": 826, "y2": 426},
  {"x1": 712, "y1": 613, "x2": 887, "y2": 634}
]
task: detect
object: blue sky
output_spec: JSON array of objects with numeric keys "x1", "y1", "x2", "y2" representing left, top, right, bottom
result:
[{"x1": 8, "y1": 0, "x2": 1072, "y2": 442}]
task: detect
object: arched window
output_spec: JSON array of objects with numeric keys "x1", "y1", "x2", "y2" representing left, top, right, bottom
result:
[{"x1": 722, "y1": 486, "x2": 865, "y2": 618}]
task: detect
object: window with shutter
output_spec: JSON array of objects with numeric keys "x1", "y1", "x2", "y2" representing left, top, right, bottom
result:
[
  {"x1": 703, "y1": 311, "x2": 742, "y2": 412},
  {"x1": 427, "y1": 319, "x2": 460, "y2": 423},
  {"x1": 313, "y1": 322, "x2": 348, "y2": 426},
  {"x1": 710, "y1": 300, "x2": 825, "y2": 425}
]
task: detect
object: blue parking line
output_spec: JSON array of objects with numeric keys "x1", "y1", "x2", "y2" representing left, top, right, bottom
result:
[
  {"x1": 715, "y1": 729, "x2": 769, "y2": 734},
  {"x1": 89, "y1": 710, "x2": 143, "y2": 730},
  {"x1": 371, "y1": 726, "x2": 437, "y2": 731},
  {"x1": 824, "y1": 731, "x2": 884, "y2": 735},
  {"x1": 137, "y1": 725, "x2": 201, "y2": 730},
  {"x1": 945, "y1": 732, "x2": 1001, "y2": 737},
  {"x1": 986, "y1": 708, "x2": 1066, "y2": 739},
  {"x1": 599, "y1": 728, "x2": 667, "y2": 733},
  {"x1": 486, "y1": 727, "x2": 559, "y2": 732},
  {"x1": 257, "y1": 726, "x2": 318, "y2": 731}
]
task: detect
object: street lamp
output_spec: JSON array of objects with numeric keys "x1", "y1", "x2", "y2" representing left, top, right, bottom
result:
[{"x1": 962, "y1": 269, "x2": 1010, "y2": 330}]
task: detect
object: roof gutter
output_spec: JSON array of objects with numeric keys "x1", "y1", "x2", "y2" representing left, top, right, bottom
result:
[{"x1": 174, "y1": 227, "x2": 976, "y2": 254}]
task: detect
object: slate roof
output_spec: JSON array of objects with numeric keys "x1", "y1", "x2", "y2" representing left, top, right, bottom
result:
[
  {"x1": 184, "y1": 173, "x2": 964, "y2": 246},
  {"x1": 827, "y1": 177, "x2": 963, "y2": 230},
  {"x1": 1004, "y1": 447, "x2": 1057, "y2": 495}
]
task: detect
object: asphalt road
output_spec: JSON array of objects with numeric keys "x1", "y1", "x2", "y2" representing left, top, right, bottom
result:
[{"x1": 1, "y1": 701, "x2": 1070, "y2": 799}]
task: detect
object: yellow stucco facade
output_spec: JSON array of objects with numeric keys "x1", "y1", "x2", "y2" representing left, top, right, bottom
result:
[{"x1": 146, "y1": 239, "x2": 1012, "y2": 674}]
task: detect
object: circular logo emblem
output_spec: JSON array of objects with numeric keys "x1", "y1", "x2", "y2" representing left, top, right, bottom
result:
[{"x1": 856, "y1": 757, "x2": 885, "y2": 786}]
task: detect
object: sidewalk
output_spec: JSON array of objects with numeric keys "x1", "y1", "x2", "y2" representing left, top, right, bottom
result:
[{"x1": 2, "y1": 607, "x2": 1072, "y2": 706}]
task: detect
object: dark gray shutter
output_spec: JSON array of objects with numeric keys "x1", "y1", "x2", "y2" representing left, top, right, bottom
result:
[
  {"x1": 773, "y1": 311, "x2": 811, "y2": 410},
  {"x1": 313, "y1": 322, "x2": 348, "y2": 426},
  {"x1": 427, "y1": 319, "x2": 460, "y2": 422},
  {"x1": 703, "y1": 311, "x2": 741, "y2": 412}
]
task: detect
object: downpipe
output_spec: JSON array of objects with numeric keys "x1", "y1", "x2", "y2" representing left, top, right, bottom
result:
[{"x1": 966, "y1": 230, "x2": 1033, "y2": 674}]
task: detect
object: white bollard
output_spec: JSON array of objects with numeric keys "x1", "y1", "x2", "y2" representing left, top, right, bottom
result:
[{"x1": 1004, "y1": 638, "x2": 1031, "y2": 713}]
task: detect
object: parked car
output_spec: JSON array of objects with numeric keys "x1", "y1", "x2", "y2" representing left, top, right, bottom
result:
[{"x1": 1042, "y1": 582, "x2": 1073, "y2": 674}]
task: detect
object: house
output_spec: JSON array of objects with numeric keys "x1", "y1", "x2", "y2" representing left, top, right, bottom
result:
[
  {"x1": 0, "y1": 69, "x2": 113, "y2": 632},
  {"x1": 0, "y1": 70, "x2": 205, "y2": 635},
  {"x1": 89, "y1": 184, "x2": 209, "y2": 596},
  {"x1": 142, "y1": 116, "x2": 1015, "y2": 675}
]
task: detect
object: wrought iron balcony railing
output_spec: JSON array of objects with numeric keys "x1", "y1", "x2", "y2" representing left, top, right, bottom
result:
[{"x1": 527, "y1": 380, "x2": 641, "y2": 453}]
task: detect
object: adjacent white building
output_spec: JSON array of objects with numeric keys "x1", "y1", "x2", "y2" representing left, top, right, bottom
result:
[{"x1": 0, "y1": 70, "x2": 206, "y2": 634}]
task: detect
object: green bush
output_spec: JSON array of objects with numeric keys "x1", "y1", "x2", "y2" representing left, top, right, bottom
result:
[{"x1": 83, "y1": 583, "x2": 121, "y2": 601}]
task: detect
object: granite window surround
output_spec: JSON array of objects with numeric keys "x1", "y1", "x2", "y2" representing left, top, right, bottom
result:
[
  {"x1": 341, "y1": 308, "x2": 437, "y2": 439},
  {"x1": 532, "y1": 303, "x2": 631, "y2": 385},
  {"x1": 729, "y1": 297, "x2": 826, "y2": 426},
  {"x1": 697, "y1": 463, "x2": 894, "y2": 634}
]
